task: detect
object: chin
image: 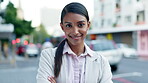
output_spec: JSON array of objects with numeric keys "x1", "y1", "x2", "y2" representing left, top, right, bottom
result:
[{"x1": 70, "y1": 40, "x2": 84, "y2": 46}]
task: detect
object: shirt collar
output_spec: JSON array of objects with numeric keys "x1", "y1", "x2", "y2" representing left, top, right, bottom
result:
[{"x1": 63, "y1": 41, "x2": 94, "y2": 57}]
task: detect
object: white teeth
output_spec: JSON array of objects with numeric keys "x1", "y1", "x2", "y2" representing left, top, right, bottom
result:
[
  {"x1": 73, "y1": 36, "x2": 81, "y2": 38},
  {"x1": 70, "y1": 36, "x2": 81, "y2": 39}
]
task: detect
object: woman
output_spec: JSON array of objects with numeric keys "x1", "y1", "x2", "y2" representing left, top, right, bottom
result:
[{"x1": 36, "y1": 2, "x2": 113, "y2": 83}]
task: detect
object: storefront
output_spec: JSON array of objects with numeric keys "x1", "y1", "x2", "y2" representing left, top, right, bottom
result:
[
  {"x1": 88, "y1": 25, "x2": 148, "y2": 57},
  {"x1": 0, "y1": 24, "x2": 14, "y2": 58},
  {"x1": 137, "y1": 30, "x2": 148, "y2": 56}
]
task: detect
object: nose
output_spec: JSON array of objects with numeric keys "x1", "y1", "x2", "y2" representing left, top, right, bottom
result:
[{"x1": 72, "y1": 27, "x2": 79, "y2": 35}]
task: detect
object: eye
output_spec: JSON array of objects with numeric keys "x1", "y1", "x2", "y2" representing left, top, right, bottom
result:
[
  {"x1": 78, "y1": 23, "x2": 85, "y2": 28},
  {"x1": 65, "y1": 24, "x2": 72, "y2": 28}
]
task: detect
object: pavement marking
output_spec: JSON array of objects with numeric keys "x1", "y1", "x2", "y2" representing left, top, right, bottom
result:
[
  {"x1": 113, "y1": 78, "x2": 135, "y2": 83},
  {"x1": 113, "y1": 72, "x2": 142, "y2": 79}
]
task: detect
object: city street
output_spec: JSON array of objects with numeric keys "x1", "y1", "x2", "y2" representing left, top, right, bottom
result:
[
  {"x1": 0, "y1": 56, "x2": 39, "y2": 83},
  {"x1": 0, "y1": 56, "x2": 148, "y2": 83},
  {"x1": 113, "y1": 57, "x2": 148, "y2": 83},
  {"x1": 1, "y1": 0, "x2": 148, "y2": 83}
]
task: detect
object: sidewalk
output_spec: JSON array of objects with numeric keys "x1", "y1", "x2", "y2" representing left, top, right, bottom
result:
[
  {"x1": 0, "y1": 54, "x2": 28, "y2": 69},
  {"x1": 0, "y1": 53, "x2": 16, "y2": 68},
  {"x1": 0, "y1": 55, "x2": 38, "y2": 83},
  {"x1": 138, "y1": 55, "x2": 148, "y2": 60}
]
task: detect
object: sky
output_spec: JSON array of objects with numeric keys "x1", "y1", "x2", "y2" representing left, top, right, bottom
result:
[
  {"x1": 1, "y1": 0, "x2": 94, "y2": 27},
  {"x1": 1, "y1": 0, "x2": 94, "y2": 36}
]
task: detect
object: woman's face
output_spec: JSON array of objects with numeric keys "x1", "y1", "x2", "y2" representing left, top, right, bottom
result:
[{"x1": 60, "y1": 13, "x2": 90, "y2": 46}]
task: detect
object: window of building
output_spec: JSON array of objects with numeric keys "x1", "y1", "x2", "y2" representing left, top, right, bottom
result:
[
  {"x1": 107, "y1": 19, "x2": 112, "y2": 26},
  {"x1": 128, "y1": 0, "x2": 131, "y2": 4},
  {"x1": 116, "y1": 0, "x2": 121, "y2": 12},
  {"x1": 101, "y1": 4, "x2": 104, "y2": 13},
  {"x1": 125, "y1": 0, "x2": 131, "y2": 4},
  {"x1": 125, "y1": 16, "x2": 131, "y2": 24},
  {"x1": 137, "y1": 11, "x2": 145, "y2": 22},
  {"x1": 101, "y1": 19, "x2": 104, "y2": 27},
  {"x1": 116, "y1": 0, "x2": 120, "y2": 3},
  {"x1": 116, "y1": 16, "x2": 121, "y2": 24},
  {"x1": 137, "y1": 0, "x2": 140, "y2": 2},
  {"x1": 116, "y1": 3, "x2": 120, "y2": 9}
]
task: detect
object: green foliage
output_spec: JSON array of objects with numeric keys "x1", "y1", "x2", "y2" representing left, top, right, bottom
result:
[
  {"x1": 32, "y1": 24, "x2": 50, "y2": 43},
  {"x1": 0, "y1": 0, "x2": 4, "y2": 3},
  {"x1": 39, "y1": 24, "x2": 49, "y2": 37},
  {"x1": 2, "y1": 2, "x2": 34, "y2": 38},
  {"x1": 3, "y1": 2, "x2": 17, "y2": 24}
]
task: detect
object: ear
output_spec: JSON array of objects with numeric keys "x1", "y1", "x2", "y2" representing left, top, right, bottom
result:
[
  {"x1": 87, "y1": 21, "x2": 91, "y2": 30},
  {"x1": 60, "y1": 23, "x2": 64, "y2": 31}
]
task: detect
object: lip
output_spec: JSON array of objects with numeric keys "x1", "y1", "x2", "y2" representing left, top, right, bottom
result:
[{"x1": 70, "y1": 36, "x2": 81, "y2": 40}]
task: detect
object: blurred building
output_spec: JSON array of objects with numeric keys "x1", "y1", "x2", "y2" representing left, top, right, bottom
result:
[
  {"x1": 90, "y1": 0, "x2": 148, "y2": 56},
  {"x1": 0, "y1": 1, "x2": 14, "y2": 58},
  {"x1": 40, "y1": 7, "x2": 64, "y2": 37},
  {"x1": 0, "y1": 22, "x2": 14, "y2": 58},
  {"x1": 17, "y1": 0, "x2": 24, "y2": 20}
]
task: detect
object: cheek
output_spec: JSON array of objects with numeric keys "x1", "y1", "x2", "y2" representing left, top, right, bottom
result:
[
  {"x1": 64, "y1": 30, "x2": 70, "y2": 34},
  {"x1": 64, "y1": 31, "x2": 70, "y2": 37},
  {"x1": 81, "y1": 28, "x2": 88, "y2": 34},
  {"x1": 62, "y1": 28, "x2": 69, "y2": 34}
]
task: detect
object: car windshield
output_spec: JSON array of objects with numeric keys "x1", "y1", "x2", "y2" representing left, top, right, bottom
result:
[
  {"x1": 93, "y1": 41, "x2": 116, "y2": 51},
  {"x1": 26, "y1": 45, "x2": 37, "y2": 49}
]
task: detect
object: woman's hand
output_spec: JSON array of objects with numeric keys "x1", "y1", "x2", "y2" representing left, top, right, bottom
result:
[{"x1": 48, "y1": 76, "x2": 56, "y2": 83}]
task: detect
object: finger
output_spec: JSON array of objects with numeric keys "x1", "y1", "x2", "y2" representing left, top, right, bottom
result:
[
  {"x1": 48, "y1": 76, "x2": 56, "y2": 83},
  {"x1": 47, "y1": 77, "x2": 51, "y2": 81},
  {"x1": 50, "y1": 77, "x2": 56, "y2": 83}
]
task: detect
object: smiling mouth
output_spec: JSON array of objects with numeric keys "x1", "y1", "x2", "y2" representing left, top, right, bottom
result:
[{"x1": 69, "y1": 35, "x2": 82, "y2": 40}]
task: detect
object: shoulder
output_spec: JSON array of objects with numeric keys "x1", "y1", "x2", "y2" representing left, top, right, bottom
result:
[
  {"x1": 92, "y1": 51, "x2": 109, "y2": 64},
  {"x1": 41, "y1": 47, "x2": 57, "y2": 56},
  {"x1": 37, "y1": 48, "x2": 57, "y2": 81},
  {"x1": 40, "y1": 47, "x2": 57, "y2": 61}
]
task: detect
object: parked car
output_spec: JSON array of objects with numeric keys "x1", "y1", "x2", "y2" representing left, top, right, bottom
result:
[
  {"x1": 25, "y1": 44, "x2": 39, "y2": 57},
  {"x1": 16, "y1": 45, "x2": 25, "y2": 56},
  {"x1": 86, "y1": 39, "x2": 122, "y2": 71},
  {"x1": 117, "y1": 43, "x2": 138, "y2": 58}
]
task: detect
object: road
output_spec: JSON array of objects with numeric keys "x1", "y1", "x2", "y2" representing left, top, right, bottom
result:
[
  {"x1": 113, "y1": 57, "x2": 148, "y2": 83},
  {"x1": 0, "y1": 56, "x2": 148, "y2": 83},
  {"x1": 0, "y1": 56, "x2": 39, "y2": 83}
]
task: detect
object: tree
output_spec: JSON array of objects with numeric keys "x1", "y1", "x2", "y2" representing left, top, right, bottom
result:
[
  {"x1": 32, "y1": 24, "x2": 50, "y2": 43},
  {"x1": 1, "y1": 2, "x2": 34, "y2": 38},
  {"x1": 0, "y1": 0, "x2": 4, "y2": 3}
]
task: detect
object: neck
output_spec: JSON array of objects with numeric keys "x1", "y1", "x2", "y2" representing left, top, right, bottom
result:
[{"x1": 68, "y1": 43, "x2": 85, "y2": 56}]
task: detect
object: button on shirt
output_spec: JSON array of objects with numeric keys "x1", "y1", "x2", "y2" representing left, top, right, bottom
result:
[{"x1": 63, "y1": 42, "x2": 92, "y2": 83}]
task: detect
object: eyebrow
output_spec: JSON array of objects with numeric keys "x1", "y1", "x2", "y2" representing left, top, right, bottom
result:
[
  {"x1": 77, "y1": 20, "x2": 86, "y2": 23},
  {"x1": 64, "y1": 20, "x2": 86, "y2": 24},
  {"x1": 64, "y1": 22, "x2": 72, "y2": 24}
]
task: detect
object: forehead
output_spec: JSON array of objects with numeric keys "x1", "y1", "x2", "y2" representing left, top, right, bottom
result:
[{"x1": 63, "y1": 13, "x2": 87, "y2": 23}]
